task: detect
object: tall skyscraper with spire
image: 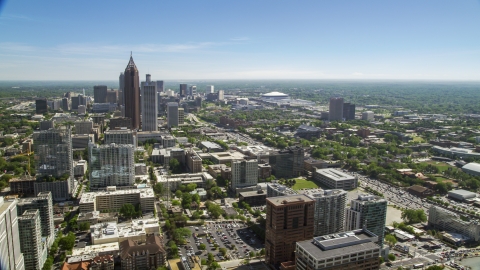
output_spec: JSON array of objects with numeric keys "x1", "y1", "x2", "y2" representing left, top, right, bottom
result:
[{"x1": 124, "y1": 53, "x2": 140, "y2": 129}]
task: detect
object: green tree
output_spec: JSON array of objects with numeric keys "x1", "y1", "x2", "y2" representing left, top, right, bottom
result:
[
  {"x1": 78, "y1": 222, "x2": 90, "y2": 231},
  {"x1": 210, "y1": 261, "x2": 220, "y2": 269},
  {"x1": 153, "y1": 183, "x2": 164, "y2": 195},
  {"x1": 388, "y1": 253, "x2": 396, "y2": 261},
  {"x1": 173, "y1": 228, "x2": 192, "y2": 243},
  {"x1": 425, "y1": 266, "x2": 444, "y2": 270},
  {"x1": 384, "y1": 234, "x2": 397, "y2": 248},
  {"x1": 219, "y1": 247, "x2": 227, "y2": 256},
  {"x1": 58, "y1": 232, "x2": 76, "y2": 251},
  {"x1": 119, "y1": 203, "x2": 137, "y2": 219},
  {"x1": 401, "y1": 209, "x2": 427, "y2": 224},
  {"x1": 199, "y1": 243, "x2": 206, "y2": 250},
  {"x1": 182, "y1": 193, "x2": 193, "y2": 209},
  {"x1": 169, "y1": 158, "x2": 181, "y2": 174},
  {"x1": 192, "y1": 193, "x2": 201, "y2": 204},
  {"x1": 186, "y1": 183, "x2": 197, "y2": 192}
]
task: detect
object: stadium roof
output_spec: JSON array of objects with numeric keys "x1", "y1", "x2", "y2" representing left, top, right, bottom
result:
[{"x1": 261, "y1": 91, "x2": 289, "y2": 97}]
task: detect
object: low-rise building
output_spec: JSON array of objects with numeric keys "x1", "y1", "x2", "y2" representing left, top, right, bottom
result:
[
  {"x1": 314, "y1": 168, "x2": 357, "y2": 190},
  {"x1": 207, "y1": 164, "x2": 231, "y2": 180},
  {"x1": 156, "y1": 173, "x2": 214, "y2": 191},
  {"x1": 71, "y1": 242, "x2": 119, "y2": 258},
  {"x1": 448, "y1": 189, "x2": 477, "y2": 202},
  {"x1": 77, "y1": 211, "x2": 118, "y2": 225},
  {"x1": 462, "y1": 162, "x2": 480, "y2": 176},
  {"x1": 209, "y1": 151, "x2": 246, "y2": 164},
  {"x1": 239, "y1": 189, "x2": 267, "y2": 206},
  {"x1": 91, "y1": 218, "x2": 160, "y2": 245},
  {"x1": 79, "y1": 186, "x2": 154, "y2": 213},
  {"x1": 199, "y1": 141, "x2": 224, "y2": 152},
  {"x1": 295, "y1": 229, "x2": 381, "y2": 270},
  {"x1": 407, "y1": 185, "x2": 435, "y2": 198},
  {"x1": 120, "y1": 235, "x2": 166, "y2": 270}
]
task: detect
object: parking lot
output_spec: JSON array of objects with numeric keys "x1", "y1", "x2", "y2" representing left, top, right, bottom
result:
[{"x1": 178, "y1": 220, "x2": 265, "y2": 262}]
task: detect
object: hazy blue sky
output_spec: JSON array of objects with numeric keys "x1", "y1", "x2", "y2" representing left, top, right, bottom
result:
[{"x1": 1, "y1": 0, "x2": 479, "y2": 80}]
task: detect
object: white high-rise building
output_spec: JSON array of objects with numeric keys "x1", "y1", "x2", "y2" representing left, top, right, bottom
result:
[
  {"x1": 18, "y1": 209, "x2": 47, "y2": 270},
  {"x1": 189, "y1": 85, "x2": 197, "y2": 96},
  {"x1": 0, "y1": 197, "x2": 25, "y2": 270},
  {"x1": 206, "y1": 85, "x2": 214, "y2": 94},
  {"x1": 17, "y1": 192, "x2": 55, "y2": 247},
  {"x1": 141, "y1": 74, "x2": 159, "y2": 131},
  {"x1": 167, "y1": 102, "x2": 179, "y2": 128},
  {"x1": 218, "y1": 90, "x2": 224, "y2": 101},
  {"x1": 231, "y1": 159, "x2": 258, "y2": 190},
  {"x1": 104, "y1": 129, "x2": 137, "y2": 148},
  {"x1": 302, "y1": 189, "x2": 347, "y2": 236},
  {"x1": 88, "y1": 143, "x2": 135, "y2": 188}
]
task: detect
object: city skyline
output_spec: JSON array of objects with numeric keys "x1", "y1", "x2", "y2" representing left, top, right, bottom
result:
[{"x1": 0, "y1": 1, "x2": 480, "y2": 81}]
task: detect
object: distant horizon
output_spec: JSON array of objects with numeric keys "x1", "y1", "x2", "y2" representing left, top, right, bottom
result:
[{"x1": 2, "y1": 79, "x2": 480, "y2": 83}]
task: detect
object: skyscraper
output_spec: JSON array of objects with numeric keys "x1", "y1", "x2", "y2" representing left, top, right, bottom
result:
[
  {"x1": 88, "y1": 143, "x2": 135, "y2": 188},
  {"x1": 18, "y1": 209, "x2": 47, "y2": 270},
  {"x1": 0, "y1": 197, "x2": 25, "y2": 270},
  {"x1": 124, "y1": 54, "x2": 141, "y2": 129},
  {"x1": 17, "y1": 192, "x2": 55, "y2": 247},
  {"x1": 345, "y1": 194, "x2": 387, "y2": 247},
  {"x1": 32, "y1": 128, "x2": 73, "y2": 200},
  {"x1": 343, "y1": 102, "x2": 356, "y2": 120},
  {"x1": 329, "y1": 97, "x2": 344, "y2": 121},
  {"x1": 156, "y1": 80, "x2": 164, "y2": 93},
  {"x1": 35, "y1": 99, "x2": 48, "y2": 114},
  {"x1": 206, "y1": 85, "x2": 214, "y2": 93},
  {"x1": 189, "y1": 85, "x2": 197, "y2": 96},
  {"x1": 218, "y1": 90, "x2": 224, "y2": 101},
  {"x1": 265, "y1": 194, "x2": 314, "y2": 267},
  {"x1": 302, "y1": 189, "x2": 347, "y2": 236},
  {"x1": 93, "y1": 85, "x2": 108, "y2": 103},
  {"x1": 119, "y1": 72, "x2": 125, "y2": 106},
  {"x1": 179, "y1": 84, "x2": 187, "y2": 97},
  {"x1": 33, "y1": 128, "x2": 73, "y2": 180},
  {"x1": 167, "y1": 102, "x2": 179, "y2": 128},
  {"x1": 141, "y1": 74, "x2": 159, "y2": 131}
]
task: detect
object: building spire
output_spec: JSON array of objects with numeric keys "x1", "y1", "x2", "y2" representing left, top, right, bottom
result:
[{"x1": 126, "y1": 52, "x2": 137, "y2": 69}]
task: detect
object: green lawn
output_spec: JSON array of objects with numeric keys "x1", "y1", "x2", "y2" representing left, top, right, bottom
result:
[
  {"x1": 292, "y1": 179, "x2": 319, "y2": 190},
  {"x1": 422, "y1": 161, "x2": 451, "y2": 172},
  {"x1": 412, "y1": 136, "x2": 424, "y2": 143},
  {"x1": 435, "y1": 176, "x2": 449, "y2": 182}
]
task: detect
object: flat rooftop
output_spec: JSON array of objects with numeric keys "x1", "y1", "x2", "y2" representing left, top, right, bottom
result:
[
  {"x1": 300, "y1": 188, "x2": 347, "y2": 199},
  {"x1": 240, "y1": 190, "x2": 266, "y2": 197},
  {"x1": 267, "y1": 183, "x2": 297, "y2": 195},
  {"x1": 315, "y1": 168, "x2": 355, "y2": 181},
  {"x1": 210, "y1": 151, "x2": 246, "y2": 161},
  {"x1": 266, "y1": 194, "x2": 313, "y2": 206},
  {"x1": 72, "y1": 242, "x2": 119, "y2": 256},
  {"x1": 79, "y1": 187, "x2": 154, "y2": 204},
  {"x1": 448, "y1": 189, "x2": 477, "y2": 197},
  {"x1": 297, "y1": 229, "x2": 379, "y2": 260}
]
